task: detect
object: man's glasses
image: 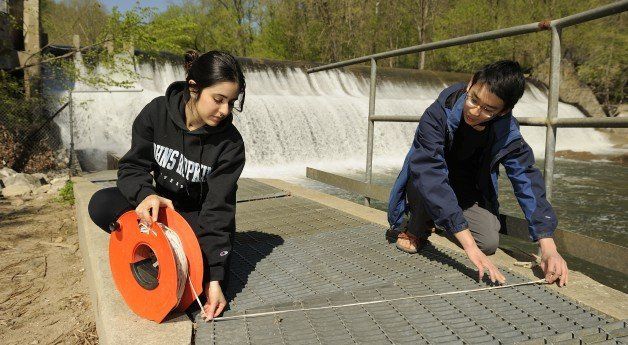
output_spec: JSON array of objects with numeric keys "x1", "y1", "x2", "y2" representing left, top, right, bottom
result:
[{"x1": 466, "y1": 96, "x2": 501, "y2": 118}]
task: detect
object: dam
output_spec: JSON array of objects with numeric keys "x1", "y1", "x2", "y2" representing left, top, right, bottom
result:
[{"x1": 49, "y1": 56, "x2": 621, "y2": 175}]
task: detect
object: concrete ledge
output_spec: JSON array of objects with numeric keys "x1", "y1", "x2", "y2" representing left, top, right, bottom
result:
[
  {"x1": 258, "y1": 178, "x2": 628, "y2": 320},
  {"x1": 73, "y1": 176, "x2": 193, "y2": 344}
]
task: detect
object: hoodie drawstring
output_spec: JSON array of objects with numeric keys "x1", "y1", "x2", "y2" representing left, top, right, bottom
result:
[
  {"x1": 181, "y1": 129, "x2": 190, "y2": 197},
  {"x1": 179, "y1": 127, "x2": 207, "y2": 207},
  {"x1": 199, "y1": 137, "x2": 204, "y2": 207}
]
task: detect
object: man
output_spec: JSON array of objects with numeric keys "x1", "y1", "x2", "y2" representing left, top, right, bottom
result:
[{"x1": 387, "y1": 60, "x2": 568, "y2": 286}]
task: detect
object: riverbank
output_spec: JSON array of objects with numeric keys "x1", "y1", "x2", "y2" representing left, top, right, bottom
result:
[{"x1": 0, "y1": 192, "x2": 97, "y2": 344}]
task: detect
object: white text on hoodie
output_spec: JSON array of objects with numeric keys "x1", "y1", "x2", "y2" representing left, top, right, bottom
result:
[{"x1": 153, "y1": 143, "x2": 212, "y2": 183}]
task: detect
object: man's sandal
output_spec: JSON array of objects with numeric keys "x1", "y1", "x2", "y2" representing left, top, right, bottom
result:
[
  {"x1": 395, "y1": 231, "x2": 426, "y2": 254},
  {"x1": 385, "y1": 227, "x2": 401, "y2": 243}
]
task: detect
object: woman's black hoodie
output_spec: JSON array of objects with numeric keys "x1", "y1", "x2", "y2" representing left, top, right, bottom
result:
[{"x1": 117, "y1": 81, "x2": 245, "y2": 282}]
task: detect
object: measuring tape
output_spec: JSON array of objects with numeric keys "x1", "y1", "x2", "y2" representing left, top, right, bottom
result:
[
  {"x1": 211, "y1": 279, "x2": 547, "y2": 322},
  {"x1": 109, "y1": 208, "x2": 204, "y2": 323}
]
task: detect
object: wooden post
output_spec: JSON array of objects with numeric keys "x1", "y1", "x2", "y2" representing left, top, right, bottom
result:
[
  {"x1": 123, "y1": 41, "x2": 134, "y2": 56},
  {"x1": 23, "y1": 0, "x2": 40, "y2": 98},
  {"x1": 73, "y1": 34, "x2": 80, "y2": 51},
  {"x1": 104, "y1": 40, "x2": 114, "y2": 55}
]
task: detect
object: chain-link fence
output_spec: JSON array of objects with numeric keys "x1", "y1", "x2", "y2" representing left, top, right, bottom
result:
[{"x1": 0, "y1": 92, "x2": 72, "y2": 174}]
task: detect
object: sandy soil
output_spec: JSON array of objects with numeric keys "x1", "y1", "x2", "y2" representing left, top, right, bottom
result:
[{"x1": 0, "y1": 193, "x2": 97, "y2": 344}]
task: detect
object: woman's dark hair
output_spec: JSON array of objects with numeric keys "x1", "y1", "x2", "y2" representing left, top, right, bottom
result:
[
  {"x1": 184, "y1": 50, "x2": 246, "y2": 112},
  {"x1": 470, "y1": 60, "x2": 525, "y2": 111}
]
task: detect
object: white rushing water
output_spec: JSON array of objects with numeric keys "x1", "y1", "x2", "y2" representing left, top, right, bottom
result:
[{"x1": 50, "y1": 56, "x2": 618, "y2": 177}]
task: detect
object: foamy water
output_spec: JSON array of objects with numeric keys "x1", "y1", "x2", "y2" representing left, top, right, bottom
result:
[{"x1": 47, "y1": 53, "x2": 620, "y2": 176}]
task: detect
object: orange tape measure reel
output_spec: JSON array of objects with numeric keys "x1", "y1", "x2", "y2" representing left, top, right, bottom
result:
[{"x1": 109, "y1": 207, "x2": 203, "y2": 323}]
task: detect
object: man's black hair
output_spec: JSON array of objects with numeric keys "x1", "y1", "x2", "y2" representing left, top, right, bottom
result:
[{"x1": 471, "y1": 60, "x2": 525, "y2": 111}]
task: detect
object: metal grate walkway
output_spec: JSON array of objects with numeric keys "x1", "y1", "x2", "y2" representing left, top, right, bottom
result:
[{"x1": 193, "y1": 180, "x2": 625, "y2": 344}]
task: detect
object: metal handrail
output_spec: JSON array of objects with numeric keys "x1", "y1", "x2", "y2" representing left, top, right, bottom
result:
[
  {"x1": 307, "y1": 0, "x2": 628, "y2": 205},
  {"x1": 307, "y1": 22, "x2": 545, "y2": 73},
  {"x1": 369, "y1": 115, "x2": 628, "y2": 128},
  {"x1": 307, "y1": 1, "x2": 628, "y2": 73}
]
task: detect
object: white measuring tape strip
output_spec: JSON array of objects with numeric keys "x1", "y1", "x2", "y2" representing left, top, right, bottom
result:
[
  {"x1": 159, "y1": 223, "x2": 207, "y2": 318},
  {"x1": 211, "y1": 279, "x2": 547, "y2": 322}
]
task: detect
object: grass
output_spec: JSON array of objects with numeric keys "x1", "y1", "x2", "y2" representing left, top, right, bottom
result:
[{"x1": 57, "y1": 180, "x2": 75, "y2": 205}]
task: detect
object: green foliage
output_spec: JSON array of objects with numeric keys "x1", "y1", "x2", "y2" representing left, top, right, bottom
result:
[
  {"x1": 0, "y1": 71, "x2": 44, "y2": 134},
  {"x1": 57, "y1": 180, "x2": 75, "y2": 205},
  {"x1": 428, "y1": 0, "x2": 625, "y2": 112},
  {"x1": 41, "y1": 0, "x2": 109, "y2": 46},
  {"x1": 38, "y1": 0, "x2": 626, "y2": 111},
  {"x1": 140, "y1": 6, "x2": 198, "y2": 54},
  {"x1": 569, "y1": 12, "x2": 627, "y2": 115}
]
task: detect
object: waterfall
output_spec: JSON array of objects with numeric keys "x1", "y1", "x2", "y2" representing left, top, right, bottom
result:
[{"x1": 49, "y1": 58, "x2": 620, "y2": 176}]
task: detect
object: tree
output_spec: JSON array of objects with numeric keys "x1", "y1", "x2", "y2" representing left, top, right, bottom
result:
[
  {"x1": 41, "y1": 0, "x2": 108, "y2": 46},
  {"x1": 35, "y1": 0, "x2": 626, "y2": 114}
]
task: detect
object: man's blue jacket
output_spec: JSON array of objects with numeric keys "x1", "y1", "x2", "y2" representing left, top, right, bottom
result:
[{"x1": 387, "y1": 83, "x2": 557, "y2": 241}]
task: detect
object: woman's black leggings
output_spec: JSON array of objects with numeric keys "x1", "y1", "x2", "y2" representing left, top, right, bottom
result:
[{"x1": 88, "y1": 187, "x2": 202, "y2": 234}]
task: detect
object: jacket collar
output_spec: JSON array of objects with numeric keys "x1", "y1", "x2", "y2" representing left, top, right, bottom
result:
[{"x1": 445, "y1": 93, "x2": 466, "y2": 139}]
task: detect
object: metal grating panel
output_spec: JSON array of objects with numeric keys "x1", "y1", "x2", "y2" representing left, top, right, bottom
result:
[{"x1": 194, "y1": 188, "x2": 620, "y2": 344}]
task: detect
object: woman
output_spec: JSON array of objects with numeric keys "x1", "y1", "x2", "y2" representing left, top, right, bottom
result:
[{"x1": 88, "y1": 50, "x2": 246, "y2": 321}]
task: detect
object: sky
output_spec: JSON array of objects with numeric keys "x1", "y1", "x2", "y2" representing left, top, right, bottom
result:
[{"x1": 99, "y1": 0, "x2": 174, "y2": 13}]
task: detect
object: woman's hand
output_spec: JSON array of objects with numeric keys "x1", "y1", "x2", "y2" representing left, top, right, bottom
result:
[
  {"x1": 539, "y1": 238, "x2": 568, "y2": 287},
  {"x1": 135, "y1": 194, "x2": 174, "y2": 225},
  {"x1": 203, "y1": 280, "x2": 227, "y2": 321}
]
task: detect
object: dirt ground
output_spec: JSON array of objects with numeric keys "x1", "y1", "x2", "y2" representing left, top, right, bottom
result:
[{"x1": 0, "y1": 193, "x2": 97, "y2": 344}]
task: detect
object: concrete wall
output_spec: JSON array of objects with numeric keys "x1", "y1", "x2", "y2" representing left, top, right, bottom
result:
[{"x1": 0, "y1": 0, "x2": 20, "y2": 69}]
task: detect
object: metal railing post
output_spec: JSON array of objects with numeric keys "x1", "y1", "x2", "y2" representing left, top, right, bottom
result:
[
  {"x1": 365, "y1": 58, "x2": 377, "y2": 206},
  {"x1": 544, "y1": 26, "x2": 561, "y2": 202},
  {"x1": 68, "y1": 91, "x2": 75, "y2": 177}
]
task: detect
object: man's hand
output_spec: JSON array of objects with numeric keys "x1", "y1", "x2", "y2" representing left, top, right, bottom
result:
[
  {"x1": 455, "y1": 229, "x2": 506, "y2": 284},
  {"x1": 203, "y1": 280, "x2": 227, "y2": 321},
  {"x1": 539, "y1": 238, "x2": 568, "y2": 287},
  {"x1": 135, "y1": 194, "x2": 174, "y2": 225}
]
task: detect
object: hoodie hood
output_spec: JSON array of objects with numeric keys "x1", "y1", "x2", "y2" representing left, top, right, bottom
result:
[{"x1": 165, "y1": 81, "x2": 234, "y2": 136}]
